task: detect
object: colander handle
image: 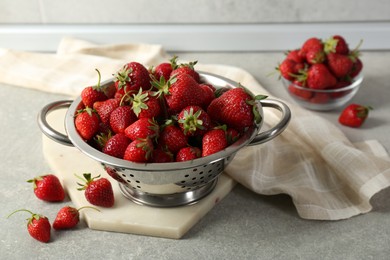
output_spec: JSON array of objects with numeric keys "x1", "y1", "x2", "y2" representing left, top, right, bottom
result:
[
  {"x1": 248, "y1": 99, "x2": 291, "y2": 146},
  {"x1": 37, "y1": 100, "x2": 74, "y2": 146}
]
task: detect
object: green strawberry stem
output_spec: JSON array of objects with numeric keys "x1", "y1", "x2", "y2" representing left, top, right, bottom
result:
[
  {"x1": 7, "y1": 209, "x2": 43, "y2": 222},
  {"x1": 94, "y1": 68, "x2": 102, "y2": 90},
  {"x1": 76, "y1": 206, "x2": 101, "y2": 213},
  {"x1": 75, "y1": 173, "x2": 101, "y2": 191}
]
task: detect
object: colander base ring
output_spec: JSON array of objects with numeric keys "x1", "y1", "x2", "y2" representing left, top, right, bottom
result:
[{"x1": 118, "y1": 178, "x2": 218, "y2": 207}]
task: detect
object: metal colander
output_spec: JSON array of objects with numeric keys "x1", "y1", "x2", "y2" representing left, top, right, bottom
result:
[{"x1": 38, "y1": 72, "x2": 291, "y2": 207}]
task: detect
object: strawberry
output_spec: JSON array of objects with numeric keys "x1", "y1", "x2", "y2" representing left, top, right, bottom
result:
[
  {"x1": 199, "y1": 83, "x2": 216, "y2": 109},
  {"x1": 123, "y1": 138, "x2": 154, "y2": 163},
  {"x1": 176, "y1": 146, "x2": 201, "y2": 162},
  {"x1": 324, "y1": 35, "x2": 349, "y2": 55},
  {"x1": 158, "y1": 124, "x2": 188, "y2": 154},
  {"x1": 338, "y1": 104, "x2": 372, "y2": 128},
  {"x1": 202, "y1": 128, "x2": 228, "y2": 157},
  {"x1": 93, "y1": 98, "x2": 120, "y2": 125},
  {"x1": 306, "y1": 49, "x2": 325, "y2": 64},
  {"x1": 27, "y1": 174, "x2": 65, "y2": 202},
  {"x1": 153, "y1": 56, "x2": 177, "y2": 81},
  {"x1": 305, "y1": 63, "x2": 337, "y2": 89},
  {"x1": 129, "y1": 89, "x2": 162, "y2": 119},
  {"x1": 155, "y1": 73, "x2": 205, "y2": 113},
  {"x1": 178, "y1": 106, "x2": 211, "y2": 137},
  {"x1": 287, "y1": 80, "x2": 313, "y2": 100},
  {"x1": 350, "y1": 58, "x2": 363, "y2": 78},
  {"x1": 77, "y1": 173, "x2": 115, "y2": 208},
  {"x1": 75, "y1": 107, "x2": 100, "y2": 141},
  {"x1": 81, "y1": 69, "x2": 109, "y2": 107},
  {"x1": 299, "y1": 37, "x2": 324, "y2": 59},
  {"x1": 278, "y1": 58, "x2": 304, "y2": 81},
  {"x1": 326, "y1": 52, "x2": 354, "y2": 78},
  {"x1": 207, "y1": 87, "x2": 266, "y2": 132},
  {"x1": 8, "y1": 209, "x2": 51, "y2": 243},
  {"x1": 109, "y1": 105, "x2": 137, "y2": 134},
  {"x1": 170, "y1": 60, "x2": 200, "y2": 83},
  {"x1": 285, "y1": 49, "x2": 305, "y2": 63},
  {"x1": 114, "y1": 62, "x2": 151, "y2": 94},
  {"x1": 151, "y1": 147, "x2": 174, "y2": 163},
  {"x1": 53, "y1": 206, "x2": 99, "y2": 230},
  {"x1": 103, "y1": 133, "x2": 131, "y2": 159},
  {"x1": 124, "y1": 117, "x2": 159, "y2": 141},
  {"x1": 310, "y1": 93, "x2": 330, "y2": 104}
]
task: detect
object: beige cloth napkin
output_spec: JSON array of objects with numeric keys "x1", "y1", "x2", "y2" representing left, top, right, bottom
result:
[{"x1": 1, "y1": 37, "x2": 389, "y2": 220}]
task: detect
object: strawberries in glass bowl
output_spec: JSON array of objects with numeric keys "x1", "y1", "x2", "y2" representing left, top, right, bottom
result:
[{"x1": 277, "y1": 35, "x2": 364, "y2": 111}]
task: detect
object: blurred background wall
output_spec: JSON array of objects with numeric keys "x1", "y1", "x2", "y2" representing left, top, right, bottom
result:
[{"x1": 1, "y1": 0, "x2": 389, "y2": 51}]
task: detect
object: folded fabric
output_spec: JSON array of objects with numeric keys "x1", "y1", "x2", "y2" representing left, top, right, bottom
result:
[{"x1": 1, "y1": 37, "x2": 389, "y2": 220}]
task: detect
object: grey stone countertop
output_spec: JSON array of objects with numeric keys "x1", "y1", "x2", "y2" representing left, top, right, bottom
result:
[{"x1": 1, "y1": 51, "x2": 389, "y2": 259}]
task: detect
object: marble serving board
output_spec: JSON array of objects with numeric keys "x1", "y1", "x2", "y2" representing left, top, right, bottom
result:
[{"x1": 41, "y1": 108, "x2": 236, "y2": 239}]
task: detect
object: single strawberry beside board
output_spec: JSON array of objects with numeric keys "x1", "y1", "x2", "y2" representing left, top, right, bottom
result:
[
  {"x1": 76, "y1": 173, "x2": 115, "y2": 208},
  {"x1": 53, "y1": 206, "x2": 99, "y2": 230},
  {"x1": 27, "y1": 174, "x2": 65, "y2": 202},
  {"x1": 7, "y1": 209, "x2": 51, "y2": 243},
  {"x1": 338, "y1": 104, "x2": 372, "y2": 128}
]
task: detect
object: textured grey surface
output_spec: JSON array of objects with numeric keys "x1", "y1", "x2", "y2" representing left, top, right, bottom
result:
[{"x1": 1, "y1": 51, "x2": 390, "y2": 259}]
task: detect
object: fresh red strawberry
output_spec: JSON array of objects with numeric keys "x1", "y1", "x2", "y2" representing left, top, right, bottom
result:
[
  {"x1": 170, "y1": 60, "x2": 200, "y2": 83},
  {"x1": 93, "y1": 98, "x2": 120, "y2": 125},
  {"x1": 75, "y1": 107, "x2": 100, "y2": 140},
  {"x1": 158, "y1": 124, "x2": 188, "y2": 154},
  {"x1": 299, "y1": 37, "x2": 324, "y2": 60},
  {"x1": 123, "y1": 138, "x2": 154, "y2": 163},
  {"x1": 287, "y1": 81, "x2": 313, "y2": 100},
  {"x1": 124, "y1": 117, "x2": 159, "y2": 141},
  {"x1": 176, "y1": 146, "x2": 201, "y2": 162},
  {"x1": 310, "y1": 93, "x2": 330, "y2": 104},
  {"x1": 339, "y1": 104, "x2": 372, "y2": 128},
  {"x1": 103, "y1": 133, "x2": 131, "y2": 159},
  {"x1": 77, "y1": 173, "x2": 114, "y2": 207},
  {"x1": 285, "y1": 49, "x2": 305, "y2": 63},
  {"x1": 27, "y1": 174, "x2": 65, "y2": 202},
  {"x1": 153, "y1": 56, "x2": 177, "y2": 81},
  {"x1": 350, "y1": 58, "x2": 363, "y2": 78},
  {"x1": 129, "y1": 89, "x2": 162, "y2": 118},
  {"x1": 81, "y1": 69, "x2": 109, "y2": 107},
  {"x1": 114, "y1": 62, "x2": 151, "y2": 94},
  {"x1": 151, "y1": 147, "x2": 174, "y2": 163},
  {"x1": 278, "y1": 58, "x2": 304, "y2": 81},
  {"x1": 304, "y1": 63, "x2": 337, "y2": 89},
  {"x1": 178, "y1": 105, "x2": 211, "y2": 136},
  {"x1": 199, "y1": 83, "x2": 216, "y2": 109},
  {"x1": 306, "y1": 49, "x2": 325, "y2": 64},
  {"x1": 109, "y1": 105, "x2": 137, "y2": 134},
  {"x1": 324, "y1": 35, "x2": 349, "y2": 55},
  {"x1": 207, "y1": 87, "x2": 266, "y2": 132},
  {"x1": 202, "y1": 128, "x2": 228, "y2": 157},
  {"x1": 326, "y1": 52, "x2": 354, "y2": 78},
  {"x1": 8, "y1": 209, "x2": 51, "y2": 243},
  {"x1": 155, "y1": 73, "x2": 205, "y2": 113},
  {"x1": 53, "y1": 206, "x2": 99, "y2": 230}
]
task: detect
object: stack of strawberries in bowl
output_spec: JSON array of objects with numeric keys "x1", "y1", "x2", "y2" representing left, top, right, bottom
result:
[
  {"x1": 278, "y1": 35, "x2": 364, "y2": 111},
  {"x1": 75, "y1": 57, "x2": 266, "y2": 164}
]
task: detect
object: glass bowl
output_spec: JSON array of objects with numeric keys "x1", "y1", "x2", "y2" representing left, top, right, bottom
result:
[{"x1": 281, "y1": 73, "x2": 364, "y2": 111}]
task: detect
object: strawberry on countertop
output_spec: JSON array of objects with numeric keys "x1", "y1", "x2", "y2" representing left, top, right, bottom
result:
[
  {"x1": 7, "y1": 209, "x2": 51, "y2": 243},
  {"x1": 338, "y1": 104, "x2": 372, "y2": 128},
  {"x1": 53, "y1": 206, "x2": 99, "y2": 230},
  {"x1": 27, "y1": 174, "x2": 65, "y2": 202}
]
